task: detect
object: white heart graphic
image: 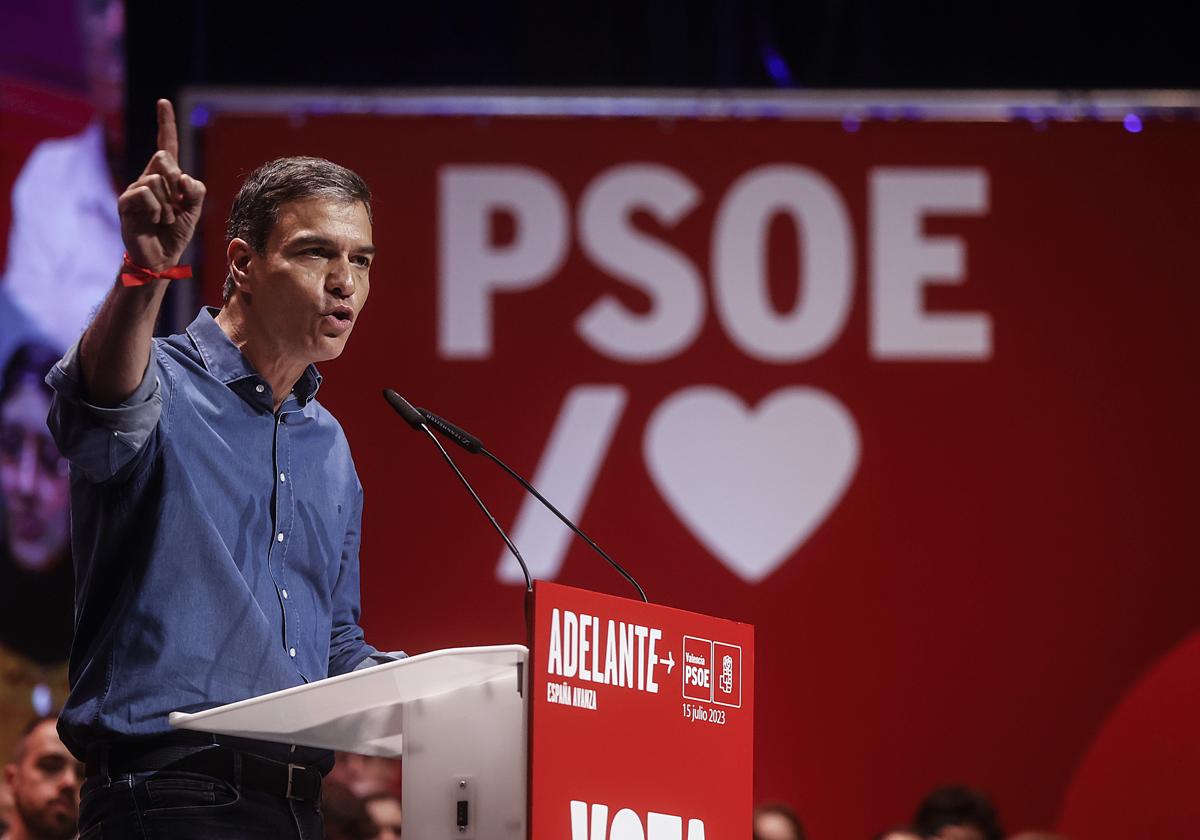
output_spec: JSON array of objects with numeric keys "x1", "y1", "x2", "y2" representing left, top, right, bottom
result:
[{"x1": 644, "y1": 386, "x2": 859, "y2": 583}]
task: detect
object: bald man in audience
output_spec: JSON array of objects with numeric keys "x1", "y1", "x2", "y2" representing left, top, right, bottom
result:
[
  {"x1": 753, "y1": 802, "x2": 807, "y2": 840},
  {"x1": 2, "y1": 718, "x2": 81, "y2": 840},
  {"x1": 364, "y1": 792, "x2": 402, "y2": 840},
  {"x1": 874, "y1": 830, "x2": 921, "y2": 840}
]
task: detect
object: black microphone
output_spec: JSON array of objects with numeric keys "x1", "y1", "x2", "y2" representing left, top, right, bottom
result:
[
  {"x1": 383, "y1": 388, "x2": 426, "y2": 430},
  {"x1": 419, "y1": 409, "x2": 482, "y2": 454},
  {"x1": 382, "y1": 389, "x2": 532, "y2": 592},
  {"x1": 416, "y1": 405, "x2": 648, "y2": 603}
]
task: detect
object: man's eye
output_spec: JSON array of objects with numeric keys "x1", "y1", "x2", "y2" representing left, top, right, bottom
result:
[
  {"x1": 352, "y1": 256, "x2": 371, "y2": 268},
  {"x1": 38, "y1": 756, "x2": 67, "y2": 774}
]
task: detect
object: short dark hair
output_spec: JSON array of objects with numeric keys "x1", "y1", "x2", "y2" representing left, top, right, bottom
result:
[
  {"x1": 912, "y1": 785, "x2": 1004, "y2": 840},
  {"x1": 223, "y1": 156, "x2": 373, "y2": 302},
  {"x1": 10, "y1": 715, "x2": 58, "y2": 763}
]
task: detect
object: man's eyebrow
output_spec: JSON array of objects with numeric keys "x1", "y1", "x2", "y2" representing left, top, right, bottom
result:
[
  {"x1": 287, "y1": 234, "x2": 376, "y2": 255},
  {"x1": 287, "y1": 234, "x2": 335, "y2": 250}
]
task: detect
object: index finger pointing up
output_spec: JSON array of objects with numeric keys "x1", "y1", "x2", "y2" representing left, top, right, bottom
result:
[{"x1": 156, "y1": 99, "x2": 179, "y2": 161}]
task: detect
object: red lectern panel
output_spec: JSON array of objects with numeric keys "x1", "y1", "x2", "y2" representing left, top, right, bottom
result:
[{"x1": 529, "y1": 581, "x2": 754, "y2": 839}]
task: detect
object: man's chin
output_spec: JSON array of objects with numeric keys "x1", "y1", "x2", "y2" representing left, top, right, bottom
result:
[
  {"x1": 27, "y1": 810, "x2": 78, "y2": 840},
  {"x1": 313, "y1": 333, "x2": 352, "y2": 362}
]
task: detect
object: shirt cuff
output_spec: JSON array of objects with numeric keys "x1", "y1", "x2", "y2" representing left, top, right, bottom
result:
[{"x1": 353, "y1": 651, "x2": 409, "y2": 671}]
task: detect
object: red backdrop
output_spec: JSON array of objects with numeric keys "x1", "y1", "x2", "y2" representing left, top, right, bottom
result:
[{"x1": 194, "y1": 104, "x2": 1199, "y2": 839}]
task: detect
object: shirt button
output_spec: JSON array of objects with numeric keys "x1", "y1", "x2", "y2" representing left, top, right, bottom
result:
[
  {"x1": 277, "y1": 532, "x2": 284, "y2": 542},
  {"x1": 256, "y1": 384, "x2": 265, "y2": 393},
  {"x1": 282, "y1": 589, "x2": 289, "y2": 599},
  {"x1": 289, "y1": 648, "x2": 296, "y2": 658},
  {"x1": 279, "y1": 472, "x2": 286, "y2": 482}
]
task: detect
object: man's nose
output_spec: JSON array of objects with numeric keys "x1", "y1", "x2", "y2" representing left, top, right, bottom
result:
[
  {"x1": 64, "y1": 764, "x2": 83, "y2": 790},
  {"x1": 327, "y1": 256, "x2": 355, "y2": 298}
]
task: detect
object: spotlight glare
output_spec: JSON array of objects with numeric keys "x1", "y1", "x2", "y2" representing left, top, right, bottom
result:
[{"x1": 31, "y1": 682, "x2": 52, "y2": 716}]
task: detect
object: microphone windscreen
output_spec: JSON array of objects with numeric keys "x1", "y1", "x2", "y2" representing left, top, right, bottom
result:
[{"x1": 382, "y1": 389, "x2": 426, "y2": 429}]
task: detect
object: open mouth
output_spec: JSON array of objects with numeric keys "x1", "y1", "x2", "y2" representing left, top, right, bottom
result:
[{"x1": 322, "y1": 306, "x2": 355, "y2": 332}]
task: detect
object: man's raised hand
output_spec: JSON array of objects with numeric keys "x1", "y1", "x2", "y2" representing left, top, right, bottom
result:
[{"x1": 117, "y1": 99, "x2": 206, "y2": 272}]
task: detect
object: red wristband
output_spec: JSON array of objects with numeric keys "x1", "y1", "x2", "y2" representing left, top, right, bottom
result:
[{"x1": 119, "y1": 252, "x2": 193, "y2": 287}]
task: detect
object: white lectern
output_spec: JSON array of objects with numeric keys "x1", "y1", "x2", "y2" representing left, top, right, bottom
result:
[
  {"x1": 171, "y1": 583, "x2": 754, "y2": 839},
  {"x1": 170, "y1": 644, "x2": 528, "y2": 838}
]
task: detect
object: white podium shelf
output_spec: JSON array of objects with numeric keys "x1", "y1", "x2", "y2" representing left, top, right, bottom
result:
[{"x1": 169, "y1": 644, "x2": 528, "y2": 757}]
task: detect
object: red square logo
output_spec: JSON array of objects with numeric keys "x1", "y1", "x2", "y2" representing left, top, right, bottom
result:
[
  {"x1": 713, "y1": 642, "x2": 742, "y2": 708},
  {"x1": 682, "y1": 636, "x2": 713, "y2": 702}
]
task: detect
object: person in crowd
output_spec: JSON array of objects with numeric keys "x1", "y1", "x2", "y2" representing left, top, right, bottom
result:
[
  {"x1": 322, "y1": 781, "x2": 379, "y2": 840},
  {"x1": 911, "y1": 785, "x2": 1004, "y2": 840},
  {"x1": 0, "y1": 289, "x2": 41, "y2": 382},
  {"x1": 0, "y1": 781, "x2": 11, "y2": 837},
  {"x1": 2, "y1": 0, "x2": 126, "y2": 351},
  {"x1": 363, "y1": 791, "x2": 402, "y2": 840},
  {"x1": 1, "y1": 343, "x2": 73, "y2": 622},
  {"x1": 0, "y1": 344, "x2": 73, "y2": 757},
  {"x1": 874, "y1": 828, "x2": 921, "y2": 840},
  {"x1": 753, "y1": 801, "x2": 807, "y2": 840},
  {"x1": 329, "y1": 752, "x2": 402, "y2": 799},
  {"x1": 1, "y1": 717, "x2": 81, "y2": 840}
]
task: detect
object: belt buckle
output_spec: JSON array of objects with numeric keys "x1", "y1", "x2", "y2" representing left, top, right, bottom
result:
[{"x1": 286, "y1": 763, "x2": 305, "y2": 800}]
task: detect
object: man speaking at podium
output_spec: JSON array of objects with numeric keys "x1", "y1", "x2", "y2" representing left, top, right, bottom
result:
[{"x1": 44, "y1": 100, "x2": 395, "y2": 837}]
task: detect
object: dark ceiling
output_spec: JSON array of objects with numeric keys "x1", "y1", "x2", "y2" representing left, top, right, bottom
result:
[{"x1": 124, "y1": 0, "x2": 1196, "y2": 166}]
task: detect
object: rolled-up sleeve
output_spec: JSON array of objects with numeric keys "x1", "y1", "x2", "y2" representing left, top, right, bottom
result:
[{"x1": 45, "y1": 341, "x2": 164, "y2": 483}]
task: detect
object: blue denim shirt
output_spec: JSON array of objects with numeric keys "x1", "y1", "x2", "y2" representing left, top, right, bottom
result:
[{"x1": 46, "y1": 308, "x2": 386, "y2": 762}]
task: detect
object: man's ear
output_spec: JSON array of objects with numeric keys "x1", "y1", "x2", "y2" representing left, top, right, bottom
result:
[{"x1": 226, "y1": 238, "x2": 255, "y2": 296}]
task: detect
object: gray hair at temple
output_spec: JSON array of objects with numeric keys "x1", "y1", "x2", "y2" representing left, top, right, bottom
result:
[{"x1": 222, "y1": 156, "x2": 373, "y2": 302}]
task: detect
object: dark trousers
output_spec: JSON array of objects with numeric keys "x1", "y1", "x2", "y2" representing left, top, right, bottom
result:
[{"x1": 79, "y1": 766, "x2": 324, "y2": 839}]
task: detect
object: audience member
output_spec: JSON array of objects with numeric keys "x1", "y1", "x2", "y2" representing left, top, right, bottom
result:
[
  {"x1": 0, "y1": 345, "x2": 73, "y2": 758},
  {"x1": 874, "y1": 828, "x2": 922, "y2": 840},
  {"x1": 1, "y1": 717, "x2": 81, "y2": 840},
  {"x1": 364, "y1": 792, "x2": 402, "y2": 840},
  {"x1": 753, "y1": 801, "x2": 807, "y2": 840},
  {"x1": 0, "y1": 289, "x2": 40, "y2": 386},
  {"x1": 912, "y1": 785, "x2": 1004, "y2": 840},
  {"x1": 329, "y1": 751, "x2": 402, "y2": 798},
  {"x1": 1, "y1": 0, "x2": 126, "y2": 351},
  {"x1": 1, "y1": 344, "x2": 72, "y2": 586},
  {"x1": 322, "y1": 780, "x2": 379, "y2": 840},
  {"x1": 0, "y1": 778, "x2": 12, "y2": 837}
]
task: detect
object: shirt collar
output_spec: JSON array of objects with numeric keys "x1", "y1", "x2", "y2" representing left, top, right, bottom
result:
[{"x1": 185, "y1": 307, "x2": 322, "y2": 410}]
